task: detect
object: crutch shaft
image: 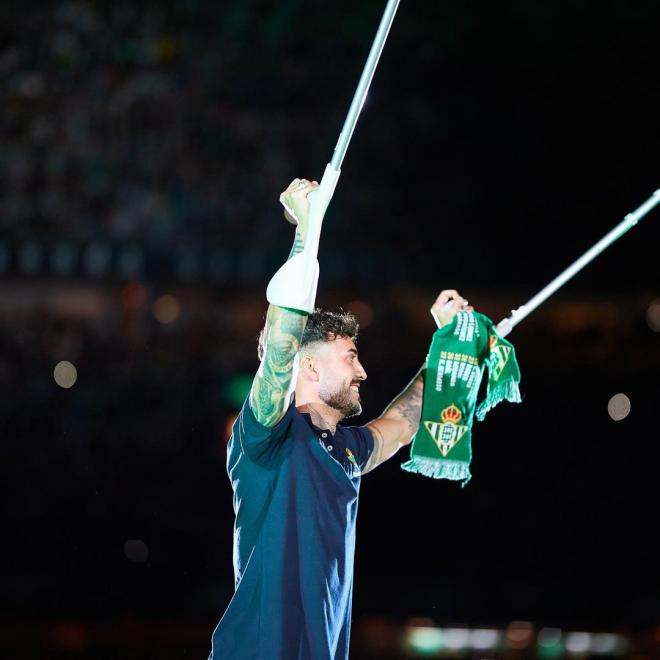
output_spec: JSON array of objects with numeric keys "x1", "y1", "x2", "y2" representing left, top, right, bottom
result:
[{"x1": 496, "y1": 189, "x2": 660, "y2": 337}]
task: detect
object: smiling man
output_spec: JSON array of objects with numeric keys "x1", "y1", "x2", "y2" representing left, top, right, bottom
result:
[{"x1": 209, "y1": 179, "x2": 470, "y2": 660}]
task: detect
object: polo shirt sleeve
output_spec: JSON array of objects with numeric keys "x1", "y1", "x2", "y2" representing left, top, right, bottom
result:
[
  {"x1": 233, "y1": 396, "x2": 295, "y2": 463},
  {"x1": 342, "y1": 424, "x2": 375, "y2": 471}
]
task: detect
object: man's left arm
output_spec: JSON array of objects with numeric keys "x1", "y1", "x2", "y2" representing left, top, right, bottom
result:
[
  {"x1": 363, "y1": 366, "x2": 424, "y2": 473},
  {"x1": 362, "y1": 289, "x2": 472, "y2": 473}
]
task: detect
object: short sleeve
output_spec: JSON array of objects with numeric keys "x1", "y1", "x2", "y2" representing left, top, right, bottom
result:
[
  {"x1": 232, "y1": 396, "x2": 295, "y2": 462},
  {"x1": 341, "y1": 425, "x2": 374, "y2": 471}
]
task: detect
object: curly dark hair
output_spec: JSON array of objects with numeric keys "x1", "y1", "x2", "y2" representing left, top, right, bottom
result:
[
  {"x1": 301, "y1": 309, "x2": 359, "y2": 349},
  {"x1": 257, "y1": 309, "x2": 358, "y2": 360}
]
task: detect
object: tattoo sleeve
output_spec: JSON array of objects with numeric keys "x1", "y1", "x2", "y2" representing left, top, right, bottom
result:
[
  {"x1": 383, "y1": 365, "x2": 425, "y2": 435},
  {"x1": 363, "y1": 364, "x2": 426, "y2": 473},
  {"x1": 251, "y1": 222, "x2": 309, "y2": 427},
  {"x1": 251, "y1": 306, "x2": 307, "y2": 427}
]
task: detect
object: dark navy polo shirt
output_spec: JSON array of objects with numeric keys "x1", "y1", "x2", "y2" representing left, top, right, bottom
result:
[{"x1": 210, "y1": 397, "x2": 374, "y2": 660}]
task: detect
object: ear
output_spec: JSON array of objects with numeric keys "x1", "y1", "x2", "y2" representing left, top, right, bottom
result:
[{"x1": 300, "y1": 354, "x2": 320, "y2": 382}]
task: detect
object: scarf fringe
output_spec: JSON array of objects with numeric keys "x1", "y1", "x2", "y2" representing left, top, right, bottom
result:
[
  {"x1": 401, "y1": 456, "x2": 471, "y2": 485},
  {"x1": 475, "y1": 378, "x2": 522, "y2": 422}
]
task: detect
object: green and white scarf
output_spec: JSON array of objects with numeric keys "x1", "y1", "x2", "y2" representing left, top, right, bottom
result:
[{"x1": 401, "y1": 311, "x2": 522, "y2": 485}]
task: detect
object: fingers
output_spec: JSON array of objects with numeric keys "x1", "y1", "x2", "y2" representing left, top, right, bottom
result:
[
  {"x1": 284, "y1": 178, "x2": 304, "y2": 193},
  {"x1": 451, "y1": 296, "x2": 470, "y2": 310},
  {"x1": 280, "y1": 179, "x2": 318, "y2": 208},
  {"x1": 433, "y1": 289, "x2": 469, "y2": 310},
  {"x1": 279, "y1": 178, "x2": 319, "y2": 225},
  {"x1": 430, "y1": 289, "x2": 472, "y2": 328},
  {"x1": 282, "y1": 178, "x2": 318, "y2": 196}
]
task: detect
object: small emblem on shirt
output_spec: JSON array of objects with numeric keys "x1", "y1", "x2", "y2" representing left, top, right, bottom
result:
[{"x1": 346, "y1": 448, "x2": 360, "y2": 470}]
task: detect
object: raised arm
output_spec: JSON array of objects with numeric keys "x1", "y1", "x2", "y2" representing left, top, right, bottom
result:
[
  {"x1": 363, "y1": 366, "x2": 424, "y2": 473},
  {"x1": 250, "y1": 179, "x2": 318, "y2": 427},
  {"x1": 363, "y1": 290, "x2": 472, "y2": 472}
]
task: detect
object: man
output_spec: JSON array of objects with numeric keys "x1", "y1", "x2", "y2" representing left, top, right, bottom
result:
[{"x1": 209, "y1": 178, "x2": 471, "y2": 659}]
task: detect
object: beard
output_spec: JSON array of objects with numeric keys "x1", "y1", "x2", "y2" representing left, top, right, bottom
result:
[{"x1": 319, "y1": 382, "x2": 362, "y2": 419}]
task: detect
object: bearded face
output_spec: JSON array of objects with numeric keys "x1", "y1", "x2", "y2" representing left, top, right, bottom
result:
[
  {"x1": 303, "y1": 335, "x2": 367, "y2": 421},
  {"x1": 319, "y1": 378, "x2": 362, "y2": 419}
]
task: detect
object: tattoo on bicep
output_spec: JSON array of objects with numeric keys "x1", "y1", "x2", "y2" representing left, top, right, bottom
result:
[
  {"x1": 252, "y1": 308, "x2": 307, "y2": 425},
  {"x1": 254, "y1": 372, "x2": 288, "y2": 426},
  {"x1": 255, "y1": 379, "x2": 272, "y2": 412},
  {"x1": 268, "y1": 339, "x2": 298, "y2": 371},
  {"x1": 279, "y1": 310, "x2": 306, "y2": 335}
]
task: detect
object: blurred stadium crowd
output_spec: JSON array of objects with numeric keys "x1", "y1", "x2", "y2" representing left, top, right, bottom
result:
[{"x1": 1, "y1": 1, "x2": 321, "y2": 246}]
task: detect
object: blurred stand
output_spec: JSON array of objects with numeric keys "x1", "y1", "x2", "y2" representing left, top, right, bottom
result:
[{"x1": 0, "y1": 617, "x2": 659, "y2": 658}]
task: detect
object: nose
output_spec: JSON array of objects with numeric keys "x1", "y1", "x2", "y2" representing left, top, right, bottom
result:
[{"x1": 355, "y1": 360, "x2": 367, "y2": 381}]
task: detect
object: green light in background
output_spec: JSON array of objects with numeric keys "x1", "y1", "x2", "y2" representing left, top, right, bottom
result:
[
  {"x1": 404, "y1": 626, "x2": 443, "y2": 656},
  {"x1": 538, "y1": 627, "x2": 564, "y2": 659},
  {"x1": 224, "y1": 373, "x2": 253, "y2": 409}
]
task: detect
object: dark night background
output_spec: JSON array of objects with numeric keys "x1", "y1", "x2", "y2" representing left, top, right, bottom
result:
[{"x1": 1, "y1": 1, "x2": 659, "y2": 658}]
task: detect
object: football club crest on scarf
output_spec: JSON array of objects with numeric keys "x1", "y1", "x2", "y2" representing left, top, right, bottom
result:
[{"x1": 424, "y1": 404, "x2": 468, "y2": 457}]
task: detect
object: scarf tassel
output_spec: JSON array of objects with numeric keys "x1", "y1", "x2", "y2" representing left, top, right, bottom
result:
[
  {"x1": 401, "y1": 456, "x2": 471, "y2": 485},
  {"x1": 475, "y1": 379, "x2": 522, "y2": 422}
]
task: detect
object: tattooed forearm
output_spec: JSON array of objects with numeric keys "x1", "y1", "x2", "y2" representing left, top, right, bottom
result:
[
  {"x1": 251, "y1": 305, "x2": 307, "y2": 427},
  {"x1": 287, "y1": 227, "x2": 305, "y2": 259},
  {"x1": 384, "y1": 366, "x2": 424, "y2": 433}
]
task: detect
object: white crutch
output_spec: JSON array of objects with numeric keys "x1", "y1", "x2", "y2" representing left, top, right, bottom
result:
[
  {"x1": 496, "y1": 190, "x2": 660, "y2": 337},
  {"x1": 267, "y1": 0, "x2": 401, "y2": 313}
]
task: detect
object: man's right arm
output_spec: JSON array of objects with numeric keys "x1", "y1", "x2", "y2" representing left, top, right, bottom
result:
[
  {"x1": 249, "y1": 178, "x2": 318, "y2": 427},
  {"x1": 250, "y1": 305, "x2": 307, "y2": 427}
]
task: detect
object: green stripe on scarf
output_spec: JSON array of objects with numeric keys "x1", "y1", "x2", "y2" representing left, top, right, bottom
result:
[{"x1": 401, "y1": 311, "x2": 521, "y2": 485}]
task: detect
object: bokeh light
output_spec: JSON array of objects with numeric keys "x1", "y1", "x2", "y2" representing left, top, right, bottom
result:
[
  {"x1": 591, "y1": 632, "x2": 623, "y2": 654},
  {"x1": 224, "y1": 413, "x2": 239, "y2": 442},
  {"x1": 538, "y1": 627, "x2": 564, "y2": 659},
  {"x1": 153, "y1": 294, "x2": 180, "y2": 324},
  {"x1": 124, "y1": 539, "x2": 149, "y2": 563},
  {"x1": 224, "y1": 373, "x2": 253, "y2": 409},
  {"x1": 607, "y1": 393, "x2": 631, "y2": 421},
  {"x1": 121, "y1": 282, "x2": 147, "y2": 310},
  {"x1": 443, "y1": 628, "x2": 469, "y2": 650},
  {"x1": 404, "y1": 625, "x2": 443, "y2": 655},
  {"x1": 565, "y1": 631, "x2": 591, "y2": 654},
  {"x1": 469, "y1": 628, "x2": 500, "y2": 650},
  {"x1": 346, "y1": 300, "x2": 374, "y2": 330},
  {"x1": 53, "y1": 361, "x2": 78, "y2": 389},
  {"x1": 506, "y1": 621, "x2": 534, "y2": 649},
  {"x1": 645, "y1": 298, "x2": 660, "y2": 332}
]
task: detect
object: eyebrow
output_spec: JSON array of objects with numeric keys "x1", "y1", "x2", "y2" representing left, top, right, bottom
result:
[{"x1": 346, "y1": 348, "x2": 358, "y2": 356}]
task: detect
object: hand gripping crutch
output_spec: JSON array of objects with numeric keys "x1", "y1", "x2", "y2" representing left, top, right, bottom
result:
[{"x1": 267, "y1": 0, "x2": 401, "y2": 313}]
